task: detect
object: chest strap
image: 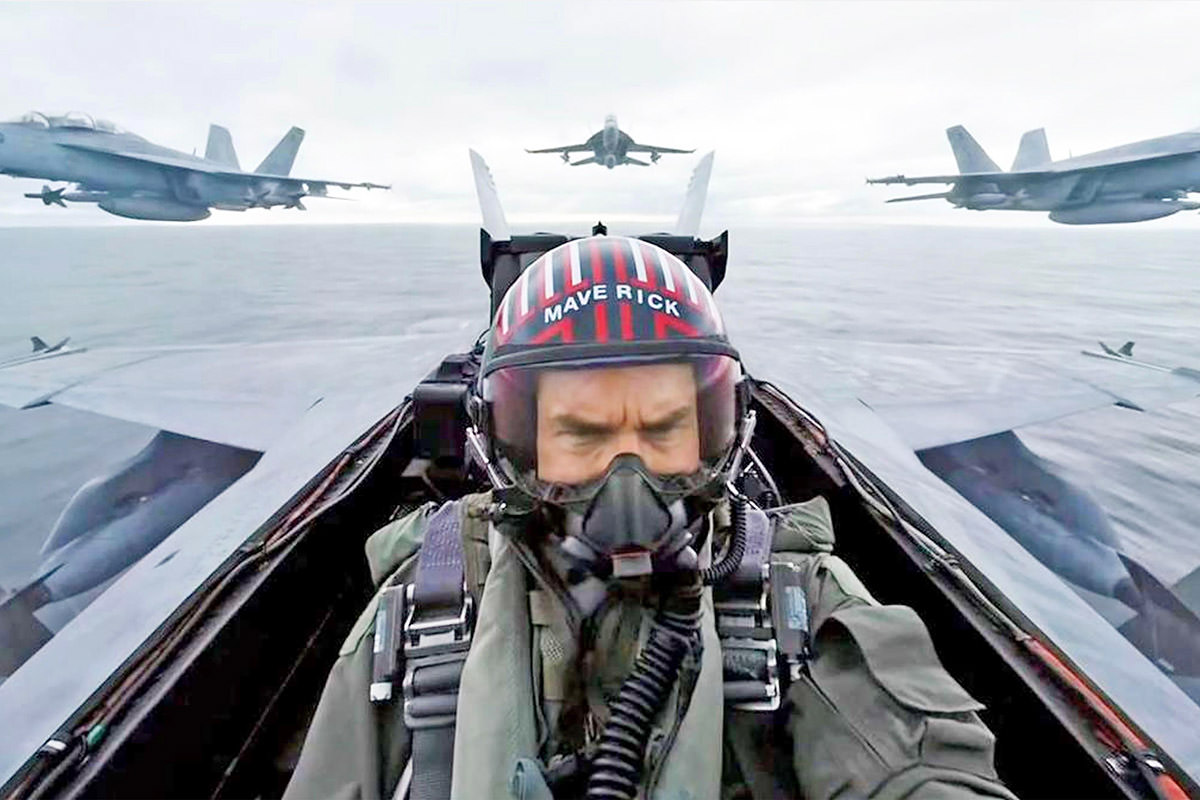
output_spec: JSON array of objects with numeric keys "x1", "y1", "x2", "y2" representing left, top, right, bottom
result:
[
  {"x1": 713, "y1": 506, "x2": 810, "y2": 712},
  {"x1": 370, "y1": 502, "x2": 474, "y2": 800}
]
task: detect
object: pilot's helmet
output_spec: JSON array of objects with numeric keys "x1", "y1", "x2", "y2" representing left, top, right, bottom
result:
[{"x1": 474, "y1": 235, "x2": 745, "y2": 505}]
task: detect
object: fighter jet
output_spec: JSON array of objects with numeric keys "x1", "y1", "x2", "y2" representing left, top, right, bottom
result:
[
  {"x1": 868, "y1": 124, "x2": 1200, "y2": 224},
  {"x1": 1, "y1": 152, "x2": 1199, "y2": 799},
  {"x1": 0, "y1": 111, "x2": 389, "y2": 221},
  {"x1": 526, "y1": 114, "x2": 693, "y2": 168}
]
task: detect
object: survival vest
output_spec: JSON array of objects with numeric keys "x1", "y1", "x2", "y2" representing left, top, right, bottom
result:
[{"x1": 366, "y1": 493, "x2": 808, "y2": 800}]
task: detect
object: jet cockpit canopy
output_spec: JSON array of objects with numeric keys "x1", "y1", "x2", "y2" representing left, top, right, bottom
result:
[
  {"x1": 6, "y1": 112, "x2": 128, "y2": 134},
  {"x1": 8, "y1": 111, "x2": 50, "y2": 128},
  {"x1": 52, "y1": 112, "x2": 97, "y2": 130}
]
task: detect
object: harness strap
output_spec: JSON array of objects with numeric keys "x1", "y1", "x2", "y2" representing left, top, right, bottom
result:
[
  {"x1": 713, "y1": 506, "x2": 810, "y2": 711},
  {"x1": 404, "y1": 503, "x2": 473, "y2": 800}
]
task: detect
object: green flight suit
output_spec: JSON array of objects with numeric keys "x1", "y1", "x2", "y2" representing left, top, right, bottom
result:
[{"x1": 284, "y1": 493, "x2": 1016, "y2": 800}]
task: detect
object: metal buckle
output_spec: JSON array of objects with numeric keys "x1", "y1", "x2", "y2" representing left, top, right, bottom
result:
[
  {"x1": 717, "y1": 561, "x2": 782, "y2": 711},
  {"x1": 403, "y1": 584, "x2": 474, "y2": 657},
  {"x1": 715, "y1": 563, "x2": 771, "y2": 639},
  {"x1": 723, "y1": 637, "x2": 781, "y2": 712},
  {"x1": 401, "y1": 584, "x2": 473, "y2": 729}
]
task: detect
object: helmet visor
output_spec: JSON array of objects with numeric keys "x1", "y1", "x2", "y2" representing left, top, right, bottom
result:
[{"x1": 483, "y1": 353, "x2": 741, "y2": 487}]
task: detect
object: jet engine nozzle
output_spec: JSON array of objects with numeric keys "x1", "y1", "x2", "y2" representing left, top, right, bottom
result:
[{"x1": 24, "y1": 185, "x2": 66, "y2": 207}]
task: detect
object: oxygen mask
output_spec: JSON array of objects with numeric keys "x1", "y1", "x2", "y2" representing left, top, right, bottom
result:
[{"x1": 554, "y1": 453, "x2": 700, "y2": 578}]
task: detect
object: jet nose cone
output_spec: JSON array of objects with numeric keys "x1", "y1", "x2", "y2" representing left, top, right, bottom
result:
[{"x1": 605, "y1": 155, "x2": 616, "y2": 169}]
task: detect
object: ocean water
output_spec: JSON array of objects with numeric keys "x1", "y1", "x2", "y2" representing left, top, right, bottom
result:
[{"x1": 0, "y1": 221, "x2": 1197, "y2": 602}]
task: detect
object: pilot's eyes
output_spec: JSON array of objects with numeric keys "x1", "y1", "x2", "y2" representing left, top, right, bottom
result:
[
  {"x1": 559, "y1": 419, "x2": 685, "y2": 444},
  {"x1": 643, "y1": 419, "x2": 685, "y2": 439}
]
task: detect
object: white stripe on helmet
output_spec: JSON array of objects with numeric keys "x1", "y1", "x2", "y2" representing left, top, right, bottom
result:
[
  {"x1": 631, "y1": 241, "x2": 648, "y2": 283},
  {"x1": 568, "y1": 240, "x2": 582, "y2": 285}
]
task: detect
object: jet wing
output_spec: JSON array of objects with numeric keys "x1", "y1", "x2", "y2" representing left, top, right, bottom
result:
[
  {"x1": 56, "y1": 143, "x2": 388, "y2": 191},
  {"x1": 525, "y1": 144, "x2": 591, "y2": 154},
  {"x1": 869, "y1": 149, "x2": 1200, "y2": 187},
  {"x1": 58, "y1": 142, "x2": 227, "y2": 175},
  {"x1": 771, "y1": 340, "x2": 1200, "y2": 451},
  {"x1": 626, "y1": 144, "x2": 695, "y2": 154},
  {"x1": 866, "y1": 170, "x2": 1054, "y2": 186},
  {"x1": 0, "y1": 330, "x2": 474, "y2": 452}
]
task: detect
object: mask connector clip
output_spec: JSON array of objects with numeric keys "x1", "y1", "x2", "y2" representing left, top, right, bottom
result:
[{"x1": 466, "y1": 425, "x2": 514, "y2": 491}]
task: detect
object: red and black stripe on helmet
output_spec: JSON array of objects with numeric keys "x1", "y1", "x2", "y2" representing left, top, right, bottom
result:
[{"x1": 482, "y1": 236, "x2": 738, "y2": 376}]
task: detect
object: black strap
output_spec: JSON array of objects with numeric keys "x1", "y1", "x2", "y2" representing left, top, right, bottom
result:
[
  {"x1": 411, "y1": 504, "x2": 466, "y2": 616},
  {"x1": 405, "y1": 503, "x2": 472, "y2": 800},
  {"x1": 714, "y1": 507, "x2": 784, "y2": 711}
]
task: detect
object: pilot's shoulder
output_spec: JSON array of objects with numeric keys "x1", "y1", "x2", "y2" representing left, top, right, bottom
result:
[
  {"x1": 767, "y1": 494, "x2": 835, "y2": 554},
  {"x1": 340, "y1": 492, "x2": 493, "y2": 658},
  {"x1": 766, "y1": 496, "x2": 877, "y2": 624},
  {"x1": 363, "y1": 502, "x2": 438, "y2": 586}
]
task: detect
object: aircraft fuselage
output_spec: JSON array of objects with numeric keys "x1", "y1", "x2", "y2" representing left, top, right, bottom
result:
[
  {"x1": 875, "y1": 125, "x2": 1200, "y2": 223},
  {"x1": 0, "y1": 116, "x2": 322, "y2": 219},
  {"x1": 582, "y1": 115, "x2": 636, "y2": 169}
]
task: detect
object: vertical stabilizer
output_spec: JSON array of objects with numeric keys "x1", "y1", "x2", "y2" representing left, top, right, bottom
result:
[
  {"x1": 205, "y1": 124, "x2": 240, "y2": 170},
  {"x1": 946, "y1": 125, "x2": 1001, "y2": 173},
  {"x1": 674, "y1": 152, "x2": 715, "y2": 237},
  {"x1": 469, "y1": 149, "x2": 511, "y2": 242},
  {"x1": 1011, "y1": 128, "x2": 1050, "y2": 171},
  {"x1": 255, "y1": 127, "x2": 305, "y2": 176}
]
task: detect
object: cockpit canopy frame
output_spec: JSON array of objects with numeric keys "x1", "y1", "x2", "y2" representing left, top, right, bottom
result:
[{"x1": 6, "y1": 111, "x2": 126, "y2": 134}]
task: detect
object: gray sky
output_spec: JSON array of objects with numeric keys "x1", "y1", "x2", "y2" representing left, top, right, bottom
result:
[{"x1": 5, "y1": 1, "x2": 1200, "y2": 228}]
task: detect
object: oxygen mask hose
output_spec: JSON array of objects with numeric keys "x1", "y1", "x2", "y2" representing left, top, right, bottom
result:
[
  {"x1": 700, "y1": 492, "x2": 747, "y2": 586},
  {"x1": 585, "y1": 574, "x2": 703, "y2": 800}
]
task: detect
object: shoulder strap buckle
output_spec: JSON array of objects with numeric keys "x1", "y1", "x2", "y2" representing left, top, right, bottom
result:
[
  {"x1": 404, "y1": 583, "x2": 474, "y2": 658},
  {"x1": 721, "y1": 637, "x2": 781, "y2": 711},
  {"x1": 714, "y1": 507, "x2": 784, "y2": 711},
  {"x1": 402, "y1": 581, "x2": 474, "y2": 730}
]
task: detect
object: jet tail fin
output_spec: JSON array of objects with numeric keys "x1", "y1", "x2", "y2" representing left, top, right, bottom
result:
[
  {"x1": 1011, "y1": 128, "x2": 1050, "y2": 171},
  {"x1": 255, "y1": 127, "x2": 305, "y2": 176},
  {"x1": 1099, "y1": 340, "x2": 1136, "y2": 358},
  {"x1": 205, "y1": 124, "x2": 241, "y2": 170},
  {"x1": 674, "y1": 152, "x2": 715, "y2": 237},
  {"x1": 29, "y1": 336, "x2": 69, "y2": 354},
  {"x1": 946, "y1": 125, "x2": 1001, "y2": 174},
  {"x1": 469, "y1": 150, "x2": 511, "y2": 242},
  {"x1": 1117, "y1": 555, "x2": 1200, "y2": 677}
]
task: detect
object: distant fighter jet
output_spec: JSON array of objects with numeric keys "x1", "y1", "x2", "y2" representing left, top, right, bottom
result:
[
  {"x1": 867, "y1": 124, "x2": 1200, "y2": 224},
  {"x1": 0, "y1": 111, "x2": 389, "y2": 221},
  {"x1": 526, "y1": 114, "x2": 693, "y2": 169}
]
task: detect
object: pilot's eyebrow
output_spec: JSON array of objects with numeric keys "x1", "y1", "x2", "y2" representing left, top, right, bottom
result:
[
  {"x1": 553, "y1": 414, "x2": 616, "y2": 437},
  {"x1": 640, "y1": 405, "x2": 694, "y2": 434}
]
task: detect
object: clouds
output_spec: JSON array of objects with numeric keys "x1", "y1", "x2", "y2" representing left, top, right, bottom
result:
[{"x1": 4, "y1": 1, "x2": 1200, "y2": 228}]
